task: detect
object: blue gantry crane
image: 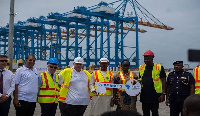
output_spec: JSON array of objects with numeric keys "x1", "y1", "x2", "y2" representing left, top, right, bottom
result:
[{"x1": 0, "y1": 0, "x2": 173, "y2": 68}]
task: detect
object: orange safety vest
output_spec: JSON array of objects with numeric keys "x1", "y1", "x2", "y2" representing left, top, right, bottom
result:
[
  {"x1": 38, "y1": 71, "x2": 60, "y2": 103},
  {"x1": 194, "y1": 66, "x2": 200, "y2": 94},
  {"x1": 139, "y1": 63, "x2": 162, "y2": 93},
  {"x1": 93, "y1": 70, "x2": 113, "y2": 95},
  {"x1": 117, "y1": 71, "x2": 134, "y2": 92}
]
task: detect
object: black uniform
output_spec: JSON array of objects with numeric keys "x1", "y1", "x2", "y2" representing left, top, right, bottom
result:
[
  {"x1": 167, "y1": 70, "x2": 195, "y2": 116},
  {"x1": 140, "y1": 65, "x2": 166, "y2": 116}
]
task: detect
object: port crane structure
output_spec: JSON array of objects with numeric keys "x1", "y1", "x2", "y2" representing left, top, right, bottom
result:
[{"x1": 0, "y1": 0, "x2": 173, "y2": 68}]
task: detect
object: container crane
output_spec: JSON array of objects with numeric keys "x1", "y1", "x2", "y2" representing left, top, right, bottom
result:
[{"x1": 0, "y1": 0, "x2": 173, "y2": 68}]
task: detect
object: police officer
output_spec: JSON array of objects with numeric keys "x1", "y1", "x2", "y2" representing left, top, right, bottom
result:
[{"x1": 166, "y1": 61, "x2": 195, "y2": 116}]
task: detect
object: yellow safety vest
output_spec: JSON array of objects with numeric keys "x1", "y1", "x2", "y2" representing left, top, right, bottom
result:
[
  {"x1": 93, "y1": 70, "x2": 113, "y2": 95},
  {"x1": 194, "y1": 66, "x2": 200, "y2": 94},
  {"x1": 58, "y1": 68, "x2": 91, "y2": 102},
  {"x1": 139, "y1": 63, "x2": 162, "y2": 93},
  {"x1": 38, "y1": 71, "x2": 60, "y2": 103},
  {"x1": 117, "y1": 71, "x2": 134, "y2": 92}
]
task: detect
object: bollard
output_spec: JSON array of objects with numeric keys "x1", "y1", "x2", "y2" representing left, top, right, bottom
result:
[
  {"x1": 18, "y1": 59, "x2": 23, "y2": 68},
  {"x1": 6, "y1": 59, "x2": 10, "y2": 69},
  {"x1": 12, "y1": 59, "x2": 17, "y2": 73}
]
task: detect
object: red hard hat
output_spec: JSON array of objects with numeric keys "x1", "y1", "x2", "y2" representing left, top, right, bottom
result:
[{"x1": 143, "y1": 50, "x2": 154, "y2": 57}]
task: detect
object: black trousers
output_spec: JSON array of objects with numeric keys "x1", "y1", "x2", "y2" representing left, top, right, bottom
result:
[
  {"x1": 14, "y1": 100, "x2": 36, "y2": 116},
  {"x1": 169, "y1": 101, "x2": 184, "y2": 116},
  {"x1": 59, "y1": 102, "x2": 87, "y2": 116},
  {"x1": 40, "y1": 103, "x2": 58, "y2": 116},
  {"x1": 0, "y1": 96, "x2": 11, "y2": 116},
  {"x1": 142, "y1": 102, "x2": 159, "y2": 116}
]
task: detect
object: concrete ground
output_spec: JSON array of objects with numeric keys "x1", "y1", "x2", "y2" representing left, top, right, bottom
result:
[{"x1": 8, "y1": 98, "x2": 170, "y2": 116}]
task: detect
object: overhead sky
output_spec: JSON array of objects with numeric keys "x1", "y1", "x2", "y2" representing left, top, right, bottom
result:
[{"x1": 1, "y1": 0, "x2": 200, "y2": 69}]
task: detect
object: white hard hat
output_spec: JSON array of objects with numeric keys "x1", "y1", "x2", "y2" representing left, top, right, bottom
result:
[
  {"x1": 74, "y1": 57, "x2": 84, "y2": 64},
  {"x1": 99, "y1": 58, "x2": 109, "y2": 63}
]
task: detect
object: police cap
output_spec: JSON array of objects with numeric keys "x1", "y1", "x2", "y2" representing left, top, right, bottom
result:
[{"x1": 173, "y1": 61, "x2": 183, "y2": 65}]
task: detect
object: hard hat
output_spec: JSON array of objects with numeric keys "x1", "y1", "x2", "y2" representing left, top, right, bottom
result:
[
  {"x1": 74, "y1": 57, "x2": 84, "y2": 64},
  {"x1": 143, "y1": 50, "x2": 154, "y2": 57},
  {"x1": 99, "y1": 58, "x2": 109, "y2": 63},
  {"x1": 47, "y1": 58, "x2": 59, "y2": 65}
]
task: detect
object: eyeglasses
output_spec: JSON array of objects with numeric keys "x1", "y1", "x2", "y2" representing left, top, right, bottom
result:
[
  {"x1": 49, "y1": 66, "x2": 58, "y2": 69},
  {"x1": 28, "y1": 59, "x2": 35, "y2": 62},
  {"x1": 0, "y1": 60, "x2": 8, "y2": 62}
]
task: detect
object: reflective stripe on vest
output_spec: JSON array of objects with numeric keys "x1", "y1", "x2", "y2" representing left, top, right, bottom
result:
[
  {"x1": 58, "y1": 68, "x2": 91, "y2": 102},
  {"x1": 58, "y1": 68, "x2": 72, "y2": 102},
  {"x1": 139, "y1": 63, "x2": 162, "y2": 93},
  {"x1": 93, "y1": 70, "x2": 113, "y2": 95},
  {"x1": 118, "y1": 71, "x2": 134, "y2": 92},
  {"x1": 38, "y1": 71, "x2": 59, "y2": 103},
  {"x1": 194, "y1": 66, "x2": 200, "y2": 94}
]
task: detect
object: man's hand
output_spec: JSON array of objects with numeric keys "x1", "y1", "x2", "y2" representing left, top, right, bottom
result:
[
  {"x1": 0, "y1": 94, "x2": 8, "y2": 102},
  {"x1": 0, "y1": 99, "x2": 4, "y2": 103},
  {"x1": 158, "y1": 94, "x2": 165, "y2": 102},
  {"x1": 13, "y1": 98, "x2": 20, "y2": 107},
  {"x1": 165, "y1": 99, "x2": 170, "y2": 106},
  {"x1": 110, "y1": 97, "x2": 116, "y2": 107},
  {"x1": 92, "y1": 91, "x2": 97, "y2": 96},
  {"x1": 136, "y1": 92, "x2": 140, "y2": 96}
]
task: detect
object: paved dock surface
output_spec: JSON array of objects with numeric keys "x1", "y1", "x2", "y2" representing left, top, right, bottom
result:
[{"x1": 9, "y1": 98, "x2": 170, "y2": 116}]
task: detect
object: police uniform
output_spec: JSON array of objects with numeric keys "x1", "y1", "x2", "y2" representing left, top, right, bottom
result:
[{"x1": 167, "y1": 61, "x2": 195, "y2": 116}]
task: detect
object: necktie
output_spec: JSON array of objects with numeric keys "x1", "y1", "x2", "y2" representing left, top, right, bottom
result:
[
  {"x1": 51, "y1": 74, "x2": 55, "y2": 83},
  {"x1": 0, "y1": 70, "x2": 3, "y2": 94}
]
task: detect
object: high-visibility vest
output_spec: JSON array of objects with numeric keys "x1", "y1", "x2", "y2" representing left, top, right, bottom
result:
[
  {"x1": 38, "y1": 71, "x2": 60, "y2": 103},
  {"x1": 194, "y1": 66, "x2": 200, "y2": 94},
  {"x1": 117, "y1": 71, "x2": 134, "y2": 92},
  {"x1": 93, "y1": 70, "x2": 113, "y2": 95},
  {"x1": 58, "y1": 68, "x2": 91, "y2": 102},
  {"x1": 139, "y1": 63, "x2": 162, "y2": 93}
]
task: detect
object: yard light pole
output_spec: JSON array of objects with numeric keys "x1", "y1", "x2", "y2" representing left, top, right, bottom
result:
[{"x1": 8, "y1": 0, "x2": 15, "y2": 71}]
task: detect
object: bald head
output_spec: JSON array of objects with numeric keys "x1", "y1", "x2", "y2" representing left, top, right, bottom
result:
[{"x1": 183, "y1": 94, "x2": 200, "y2": 116}]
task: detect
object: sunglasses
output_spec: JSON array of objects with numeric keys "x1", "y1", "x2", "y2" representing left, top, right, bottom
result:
[
  {"x1": 0, "y1": 60, "x2": 8, "y2": 62},
  {"x1": 49, "y1": 66, "x2": 58, "y2": 69}
]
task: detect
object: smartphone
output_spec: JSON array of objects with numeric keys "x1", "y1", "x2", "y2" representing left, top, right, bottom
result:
[{"x1": 188, "y1": 49, "x2": 200, "y2": 62}]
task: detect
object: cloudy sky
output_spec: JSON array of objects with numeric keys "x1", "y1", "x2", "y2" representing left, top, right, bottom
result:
[{"x1": 1, "y1": 0, "x2": 200, "y2": 68}]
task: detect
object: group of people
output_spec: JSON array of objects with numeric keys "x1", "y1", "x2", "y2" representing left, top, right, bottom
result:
[
  {"x1": 138, "y1": 50, "x2": 200, "y2": 116},
  {"x1": 0, "y1": 49, "x2": 200, "y2": 116}
]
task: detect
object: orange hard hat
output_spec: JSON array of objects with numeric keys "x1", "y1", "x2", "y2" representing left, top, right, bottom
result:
[{"x1": 143, "y1": 50, "x2": 154, "y2": 57}]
